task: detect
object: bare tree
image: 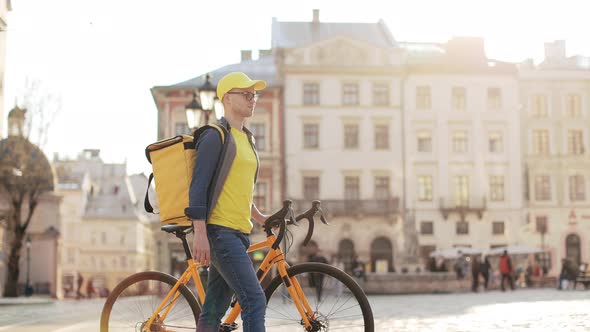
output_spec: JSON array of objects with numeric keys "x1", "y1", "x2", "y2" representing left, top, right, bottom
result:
[{"x1": 0, "y1": 80, "x2": 60, "y2": 297}]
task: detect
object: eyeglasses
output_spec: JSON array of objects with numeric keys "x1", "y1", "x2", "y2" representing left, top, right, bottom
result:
[{"x1": 226, "y1": 91, "x2": 260, "y2": 101}]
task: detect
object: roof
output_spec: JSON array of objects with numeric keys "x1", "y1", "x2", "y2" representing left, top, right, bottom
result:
[
  {"x1": 271, "y1": 19, "x2": 396, "y2": 49},
  {"x1": 169, "y1": 55, "x2": 279, "y2": 89}
]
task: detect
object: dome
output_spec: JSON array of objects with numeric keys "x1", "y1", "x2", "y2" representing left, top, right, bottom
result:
[{"x1": 0, "y1": 136, "x2": 54, "y2": 193}]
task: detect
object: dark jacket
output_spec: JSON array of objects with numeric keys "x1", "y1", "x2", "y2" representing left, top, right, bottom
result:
[{"x1": 184, "y1": 117, "x2": 259, "y2": 222}]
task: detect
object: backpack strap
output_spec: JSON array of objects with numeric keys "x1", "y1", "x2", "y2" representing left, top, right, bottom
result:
[
  {"x1": 144, "y1": 173, "x2": 156, "y2": 214},
  {"x1": 194, "y1": 124, "x2": 226, "y2": 145}
]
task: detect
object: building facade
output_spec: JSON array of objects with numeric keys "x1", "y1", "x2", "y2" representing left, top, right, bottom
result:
[
  {"x1": 0, "y1": 0, "x2": 11, "y2": 137},
  {"x1": 519, "y1": 40, "x2": 590, "y2": 275},
  {"x1": 402, "y1": 38, "x2": 524, "y2": 267},
  {"x1": 53, "y1": 149, "x2": 158, "y2": 295},
  {"x1": 275, "y1": 11, "x2": 406, "y2": 272},
  {"x1": 151, "y1": 52, "x2": 284, "y2": 274}
]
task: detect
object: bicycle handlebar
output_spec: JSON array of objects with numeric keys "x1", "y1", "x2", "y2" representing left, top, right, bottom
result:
[{"x1": 263, "y1": 200, "x2": 329, "y2": 250}]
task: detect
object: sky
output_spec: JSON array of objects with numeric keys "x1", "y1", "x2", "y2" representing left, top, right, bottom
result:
[{"x1": 3, "y1": 0, "x2": 589, "y2": 175}]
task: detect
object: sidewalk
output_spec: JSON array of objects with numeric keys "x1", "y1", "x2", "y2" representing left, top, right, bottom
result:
[{"x1": 0, "y1": 295, "x2": 54, "y2": 305}]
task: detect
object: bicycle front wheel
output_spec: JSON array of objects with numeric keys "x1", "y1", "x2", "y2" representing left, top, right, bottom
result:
[
  {"x1": 264, "y1": 262, "x2": 374, "y2": 331},
  {"x1": 100, "y1": 271, "x2": 200, "y2": 332}
]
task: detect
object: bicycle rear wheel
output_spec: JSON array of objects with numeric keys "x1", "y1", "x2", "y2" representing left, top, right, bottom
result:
[
  {"x1": 264, "y1": 262, "x2": 374, "y2": 331},
  {"x1": 100, "y1": 271, "x2": 200, "y2": 332}
]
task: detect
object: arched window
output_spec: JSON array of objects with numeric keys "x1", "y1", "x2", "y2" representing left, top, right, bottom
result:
[
  {"x1": 566, "y1": 234, "x2": 581, "y2": 267},
  {"x1": 338, "y1": 239, "x2": 355, "y2": 274},
  {"x1": 370, "y1": 237, "x2": 394, "y2": 273}
]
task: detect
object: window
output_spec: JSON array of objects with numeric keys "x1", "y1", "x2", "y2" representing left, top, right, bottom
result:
[
  {"x1": 492, "y1": 221, "x2": 505, "y2": 235},
  {"x1": 452, "y1": 131, "x2": 468, "y2": 153},
  {"x1": 254, "y1": 182, "x2": 268, "y2": 212},
  {"x1": 489, "y1": 132, "x2": 503, "y2": 153},
  {"x1": 374, "y1": 176, "x2": 390, "y2": 199},
  {"x1": 532, "y1": 94, "x2": 548, "y2": 117},
  {"x1": 566, "y1": 94, "x2": 581, "y2": 117},
  {"x1": 535, "y1": 216, "x2": 548, "y2": 233},
  {"x1": 456, "y1": 221, "x2": 469, "y2": 235},
  {"x1": 417, "y1": 176, "x2": 433, "y2": 201},
  {"x1": 417, "y1": 131, "x2": 432, "y2": 152},
  {"x1": 373, "y1": 83, "x2": 389, "y2": 106},
  {"x1": 455, "y1": 176, "x2": 469, "y2": 206},
  {"x1": 416, "y1": 86, "x2": 431, "y2": 109},
  {"x1": 303, "y1": 83, "x2": 320, "y2": 105},
  {"x1": 534, "y1": 175, "x2": 551, "y2": 201},
  {"x1": 101, "y1": 232, "x2": 107, "y2": 245},
  {"x1": 303, "y1": 176, "x2": 320, "y2": 200},
  {"x1": 175, "y1": 122, "x2": 190, "y2": 135},
  {"x1": 344, "y1": 176, "x2": 360, "y2": 200},
  {"x1": 532, "y1": 130, "x2": 549, "y2": 155},
  {"x1": 250, "y1": 123, "x2": 266, "y2": 151},
  {"x1": 567, "y1": 130, "x2": 584, "y2": 155},
  {"x1": 489, "y1": 176, "x2": 505, "y2": 202},
  {"x1": 420, "y1": 221, "x2": 434, "y2": 235},
  {"x1": 375, "y1": 124, "x2": 390, "y2": 150},
  {"x1": 569, "y1": 175, "x2": 586, "y2": 201},
  {"x1": 452, "y1": 87, "x2": 466, "y2": 111},
  {"x1": 303, "y1": 123, "x2": 319, "y2": 149},
  {"x1": 487, "y1": 87, "x2": 502, "y2": 110},
  {"x1": 343, "y1": 124, "x2": 359, "y2": 149},
  {"x1": 342, "y1": 83, "x2": 359, "y2": 105}
]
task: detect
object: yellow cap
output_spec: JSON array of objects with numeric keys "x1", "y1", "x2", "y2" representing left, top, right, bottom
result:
[{"x1": 217, "y1": 72, "x2": 266, "y2": 101}]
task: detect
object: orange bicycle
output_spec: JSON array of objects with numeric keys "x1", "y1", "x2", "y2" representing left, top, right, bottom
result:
[{"x1": 100, "y1": 200, "x2": 374, "y2": 331}]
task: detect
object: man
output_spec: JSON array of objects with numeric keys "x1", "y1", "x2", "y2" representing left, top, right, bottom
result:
[
  {"x1": 499, "y1": 250, "x2": 515, "y2": 291},
  {"x1": 184, "y1": 72, "x2": 268, "y2": 332}
]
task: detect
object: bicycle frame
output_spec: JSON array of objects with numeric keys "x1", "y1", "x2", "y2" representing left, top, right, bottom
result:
[{"x1": 144, "y1": 233, "x2": 317, "y2": 331}]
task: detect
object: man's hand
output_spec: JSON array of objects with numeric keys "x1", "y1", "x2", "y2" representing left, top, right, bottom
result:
[{"x1": 192, "y1": 220, "x2": 210, "y2": 266}]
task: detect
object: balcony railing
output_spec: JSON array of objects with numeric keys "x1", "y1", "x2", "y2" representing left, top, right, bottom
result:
[
  {"x1": 439, "y1": 197, "x2": 486, "y2": 222},
  {"x1": 293, "y1": 198, "x2": 400, "y2": 217}
]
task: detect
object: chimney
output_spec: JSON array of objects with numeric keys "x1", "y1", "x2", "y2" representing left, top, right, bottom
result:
[
  {"x1": 312, "y1": 9, "x2": 319, "y2": 23},
  {"x1": 241, "y1": 50, "x2": 252, "y2": 62},
  {"x1": 259, "y1": 49, "x2": 272, "y2": 58},
  {"x1": 544, "y1": 40, "x2": 566, "y2": 61}
]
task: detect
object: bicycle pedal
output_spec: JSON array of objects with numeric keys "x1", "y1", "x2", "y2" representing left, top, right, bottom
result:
[{"x1": 219, "y1": 322, "x2": 238, "y2": 331}]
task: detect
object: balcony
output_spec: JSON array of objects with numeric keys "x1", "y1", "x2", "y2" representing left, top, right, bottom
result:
[
  {"x1": 293, "y1": 198, "x2": 400, "y2": 218},
  {"x1": 439, "y1": 197, "x2": 486, "y2": 222}
]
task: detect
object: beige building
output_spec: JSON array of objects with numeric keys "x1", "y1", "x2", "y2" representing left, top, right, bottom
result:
[
  {"x1": 519, "y1": 40, "x2": 590, "y2": 275},
  {"x1": 0, "y1": 0, "x2": 10, "y2": 137},
  {"x1": 402, "y1": 38, "x2": 524, "y2": 266},
  {"x1": 53, "y1": 149, "x2": 159, "y2": 296},
  {"x1": 276, "y1": 10, "x2": 405, "y2": 272}
]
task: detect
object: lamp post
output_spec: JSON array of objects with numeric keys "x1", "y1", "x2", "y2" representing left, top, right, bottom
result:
[
  {"x1": 185, "y1": 73, "x2": 219, "y2": 131},
  {"x1": 25, "y1": 236, "x2": 32, "y2": 296}
]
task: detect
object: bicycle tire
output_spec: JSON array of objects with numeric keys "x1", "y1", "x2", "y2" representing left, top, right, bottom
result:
[
  {"x1": 264, "y1": 262, "x2": 374, "y2": 331},
  {"x1": 100, "y1": 271, "x2": 200, "y2": 332}
]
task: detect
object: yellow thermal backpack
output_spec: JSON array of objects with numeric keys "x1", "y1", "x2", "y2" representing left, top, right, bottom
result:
[{"x1": 144, "y1": 124, "x2": 226, "y2": 226}]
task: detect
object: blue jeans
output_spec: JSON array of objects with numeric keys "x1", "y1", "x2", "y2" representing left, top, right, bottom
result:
[{"x1": 196, "y1": 224, "x2": 266, "y2": 332}]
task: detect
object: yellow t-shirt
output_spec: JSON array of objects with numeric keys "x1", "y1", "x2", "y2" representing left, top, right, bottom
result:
[{"x1": 208, "y1": 128, "x2": 258, "y2": 234}]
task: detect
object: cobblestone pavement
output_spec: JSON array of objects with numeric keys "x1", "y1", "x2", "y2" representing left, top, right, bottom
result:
[
  {"x1": 370, "y1": 288, "x2": 590, "y2": 331},
  {"x1": 0, "y1": 288, "x2": 588, "y2": 331}
]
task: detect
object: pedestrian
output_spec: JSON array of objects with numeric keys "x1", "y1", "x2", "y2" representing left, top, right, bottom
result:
[
  {"x1": 480, "y1": 256, "x2": 491, "y2": 289},
  {"x1": 499, "y1": 250, "x2": 515, "y2": 291},
  {"x1": 352, "y1": 255, "x2": 367, "y2": 282},
  {"x1": 309, "y1": 250, "x2": 328, "y2": 300},
  {"x1": 86, "y1": 277, "x2": 95, "y2": 299},
  {"x1": 76, "y1": 272, "x2": 84, "y2": 300},
  {"x1": 186, "y1": 72, "x2": 268, "y2": 332},
  {"x1": 428, "y1": 256, "x2": 438, "y2": 272},
  {"x1": 471, "y1": 255, "x2": 480, "y2": 292}
]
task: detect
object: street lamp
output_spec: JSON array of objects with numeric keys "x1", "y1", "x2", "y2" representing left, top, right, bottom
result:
[
  {"x1": 25, "y1": 236, "x2": 32, "y2": 297},
  {"x1": 185, "y1": 73, "x2": 218, "y2": 130}
]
